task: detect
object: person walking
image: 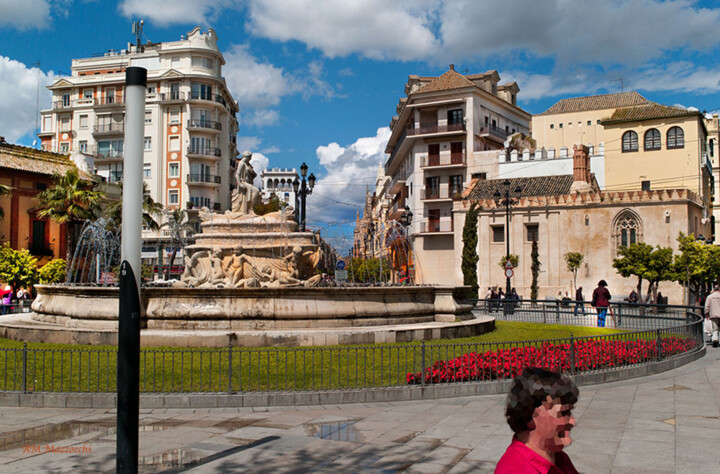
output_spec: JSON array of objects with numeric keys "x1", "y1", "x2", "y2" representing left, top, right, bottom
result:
[
  {"x1": 592, "y1": 280, "x2": 611, "y2": 327},
  {"x1": 704, "y1": 284, "x2": 720, "y2": 348},
  {"x1": 574, "y1": 286, "x2": 585, "y2": 317}
]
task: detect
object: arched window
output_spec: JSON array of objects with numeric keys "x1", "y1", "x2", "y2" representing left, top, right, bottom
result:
[
  {"x1": 622, "y1": 131, "x2": 638, "y2": 152},
  {"x1": 613, "y1": 209, "x2": 643, "y2": 255},
  {"x1": 644, "y1": 129, "x2": 661, "y2": 150},
  {"x1": 667, "y1": 126, "x2": 684, "y2": 149}
]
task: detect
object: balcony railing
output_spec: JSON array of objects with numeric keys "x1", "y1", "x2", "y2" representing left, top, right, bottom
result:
[
  {"x1": 480, "y1": 124, "x2": 510, "y2": 140},
  {"x1": 187, "y1": 119, "x2": 222, "y2": 131},
  {"x1": 108, "y1": 172, "x2": 123, "y2": 183},
  {"x1": 93, "y1": 149, "x2": 124, "y2": 160},
  {"x1": 97, "y1": 96, "x2": 124, "y2": 106},
  {"x1": 155, "y1": 91, "x2": 185, "y2": 102},
  {"x1": 423, "y1": 188, "x2": 463, "y2": 200},
  {"x1": 53, "y1": 101, "x2": 72, "y2": 110},
  {"x1": 93, "y1": 123, "x2": 125, "y2": 134},
  {"x1": 421, "y1": 152, "x2": 466, "y2": 167},
  {"x1": 406, "y1": 122, "x2": 465, "y2": 136},
  {"x1": 189, "y1": 92, "x2": 226, "y2": 105},
  {"x1": 187, "y1": 174, "x2": 221, "y2": 184},
  {"x1": 187, "y1": 146, "x2": 221, "y2": 157},
  {"x1": 419, "y1": 220, "x2": 454, "y2": 233}
]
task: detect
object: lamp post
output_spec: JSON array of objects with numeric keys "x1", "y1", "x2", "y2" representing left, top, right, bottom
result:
[
  {"x1": 400, "y1": 205, "x2": 413, "y2": 284},
  {"x1": 292, "y1": 162, "x2": 315, "y2": 232},
  {"x1": 493, "y1": 179, "x2": 522, "y2": 298}
]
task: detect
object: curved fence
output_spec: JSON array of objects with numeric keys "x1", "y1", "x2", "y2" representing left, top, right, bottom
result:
[{"x1": 0, "y1": 301, "x2": 704, "y2": 394}]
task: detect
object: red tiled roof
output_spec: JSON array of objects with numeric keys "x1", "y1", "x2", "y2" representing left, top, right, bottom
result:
[
  {"x1": 601, "y1": 103, "x2": 701, "y2": 124},
  {"x1": 538, "y1": 91, "x2": 650, "y2": 116}
]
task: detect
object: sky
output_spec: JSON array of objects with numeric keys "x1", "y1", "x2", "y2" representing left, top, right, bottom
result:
[{"x1": 2, "y1": 0, "x2": 720, "y2": 252}]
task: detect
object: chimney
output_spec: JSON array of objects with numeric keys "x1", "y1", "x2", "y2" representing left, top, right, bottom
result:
[
  {"x1": 449, "y1": 64, "x2": 454, "y2": 71},
  {"x1": 0, "y1": 136, "x2": 5, "y2": 144},
  {"x1": 570, "y1": 144, "x2": 593, "y2": 193}
]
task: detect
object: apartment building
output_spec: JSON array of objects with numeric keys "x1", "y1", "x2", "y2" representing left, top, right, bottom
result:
[
  {"x1": 38, "y1": 27, "x2": 240, "y2": 239},
  {"x1": 260, "y1": 168, "x2": 299, "y2": 205},
  {"x1": 382, "y1": 65, "x2": 531, "y2": 284}
]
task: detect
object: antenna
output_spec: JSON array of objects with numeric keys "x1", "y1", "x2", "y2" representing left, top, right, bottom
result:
[
  {"x1": 612, "y1": 77, "x2": 624, "y2": 92},
  {"x1": 132, "y1": 20, "x2": 144, "y2": 48}
]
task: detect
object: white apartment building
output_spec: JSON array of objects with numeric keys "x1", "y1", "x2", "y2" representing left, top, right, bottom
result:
[
  {"x1": 38, "y1": 27, "x2": 239, "y2": 237},
  {"x1": 260, "y1": 168, "x2": 299, "y2": 205},
  {"x1": 382, "y1": 65, "x2": 531, "y2": 284}
]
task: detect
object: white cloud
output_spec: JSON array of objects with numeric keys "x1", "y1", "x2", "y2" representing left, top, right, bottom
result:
[
  {"x1": 439, "y1": 0, "x2": 720, "y2": 66},
  {"x1": 307, "y1": 127, "x2": 391, "y2": 225},
  {"x1": 249, "y1": 152, "x2": 270, "y2": 188},
  {"x1": 247, "y1": 0, "x2": 440, "y2": 60},
  {"x1": 0, "y1": 0, "x2": 50, "y2": 29},
  {"x1": 0, "y1": 57, "x2": 54, "y2": 143},
  {"x1": 630, "y1": 62, "x2": 720, "y2": 94},
  {"x1": 118, "y1": 0, "x2": 242, "y2": 27},
  {"x1": 236, "y1": 136, "x2": 262, "y2": 153}
]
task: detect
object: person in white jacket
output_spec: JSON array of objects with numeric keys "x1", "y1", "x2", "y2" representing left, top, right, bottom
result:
[{"x1": 704, "y1": 285, "x2": 720, "y2": 348}]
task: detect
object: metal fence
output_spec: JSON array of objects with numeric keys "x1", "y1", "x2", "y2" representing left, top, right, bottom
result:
[
  {"x1": 0, "y1": 302, "x2": 704, "y2": 394},
  {"x1": 0, "y1": 300, "x2": 34, "y2": 315}
]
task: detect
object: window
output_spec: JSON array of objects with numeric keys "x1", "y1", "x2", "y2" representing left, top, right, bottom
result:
[
  {"x1": 559, "y1": 123, "x2": 563, "y2": 129},
  {"x1": 191, "y1": 83, "x2": 213, "y2": 100},
  {"x1": 59, "y1": 116, "x2": 71, "y2": 131},
  {"x1": 83, "y1": 89, "x2": 93, "y2": 99},
  {"x1": 428, "y1": 143, "x2": 440, "y2": 166},
  {"x1": 667, "y1": 126, "x2": 684, "y2": 149},
  {"x1": 644, "y1": 128, "x2": 661, "y2": 150},
  {"x1": 451, "y1": 142, "x2": 463, "y2": 163},
  {"x1": 622, "y1": 131, "x2": 639, "y2": 152},
  {"x1": 169, "y1": 108, "x2": 180, "y2": 124},
  {"x1": 710, "y1": 139, "x2": 715, "y2": 158},
  {"x1": 60, "y1": 142, "x2": 69, "y2": 153},
  {"x1": 449, "y1": 175, "x2": 463, "y2": 198},
  {"x1": 79, "y1": 141, "x2": 87, "y2": 153},
  {"x1": 97, "y1": 139, "x2": 123, "y2": 157},
  {"x1": 447, "y1": 109, "x2": 463, "y2": 125},
  {"x1": 145, "y1": 111, "x2": 152, "y2": 124},
  {"x1": 550, "y1": 124, "x2": 554, "y2": 129},
  {"x1": 492, "y1": 225, "x2": 505, "y2": 243},
  {"x1": 170, "y1": 83, "x2": 180, "y2": 100},
  {"x1": 192, "y1": 56, "x2": 215, "y2": 70},
  {"x1": 587, "y1": 120, "x2": 591, "y2": 126},
  {"x1": 61, "y1": 93, "x2": 70, "y2": 107},
  {"x1": 109, "y1": 163, "x2": 123, "y2": 183},
  {"x1": 597, "y1": 120, "x2": 601, "y2": 124},
  {"x1": 169, "y1": 163, "x2": 179, "y2": 178},
  {"x1": 614, "y1": 210, "x2": 642, "y2": 254},
  {"x1": 168, "y1": 190, "x2": 179, "y2": 205},
  {"x1": 146, "y1": 85, "x2": 156, "y2": 94},
  {"x1": 105, "y1": 88, "x2": 115, "y2": 104},
  {"x1": 526, "y1": 224, "x2": 539, "y2": 242},
  {"x1": 143, "y1": 165, "x2": 151, "y2": 179},
  {"x1": 169, "y1": 136, "x2": 180, "y2": 151},
  {"x1": 79, "y1": 115, "x2": 88, "y2": 129},
  {"x1": 42, "y1": 116, "x2": 52, "y2": 132},
  {"x1": 143, "y1": 137, "x2": 152, "y2": 151},
  {"x1": 425, "y1": 176, "x2": 439, "y2": 199}
]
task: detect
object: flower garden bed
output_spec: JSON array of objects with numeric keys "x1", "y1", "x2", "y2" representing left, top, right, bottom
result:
[{"x1": 407, "y1": 336, "x2": 697, "y2": 384}]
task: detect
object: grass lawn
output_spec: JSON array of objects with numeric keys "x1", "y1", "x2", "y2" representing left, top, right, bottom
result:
[{"x1": 0, "y1": 321, "x2": 637, "y2": 393}]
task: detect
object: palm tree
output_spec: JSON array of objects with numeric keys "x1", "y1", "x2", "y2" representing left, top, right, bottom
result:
[
  {"x1": 104, "y1": 182, "x2": 163, "y2": 232},
  {"x1": 0, "y1": 183, "x2": 10, "y2": 221},
  {"x1": 35, "y1": 169, "x2": 103, "y2": 260},
  {"x1": 160, "y1": 208, "x2": 195, "y2": 280}
]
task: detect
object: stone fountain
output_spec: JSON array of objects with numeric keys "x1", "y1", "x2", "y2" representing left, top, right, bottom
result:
[{"x1": 0, "y1": 152, "x2": 494, "y2": 347}]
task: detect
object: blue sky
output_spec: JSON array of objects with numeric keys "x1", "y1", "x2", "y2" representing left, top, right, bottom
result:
[{"x1": 2, "y1": 0, "x2": 720, "y2": 250}]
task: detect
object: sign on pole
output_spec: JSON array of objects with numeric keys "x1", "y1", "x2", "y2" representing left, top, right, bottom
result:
[
  {"x1": 335, "y1": 269, "x2": 348, "y2": 281},
  {"x1": 504, "y1": 267, "x2": 514, "y2": 279},
  {"x1": 336, "y1": 260, "x2": 346, "y2": 270},
  {"x1": 504, "y1": 260, "x2": 513, "y2": 270}
]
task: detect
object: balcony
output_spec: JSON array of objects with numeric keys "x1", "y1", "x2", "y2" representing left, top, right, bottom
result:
[
  {"x1": 423, "y1": 188, "x2": 464, "y2": 201},
  {"x1": 157, "y1": 91, "x2": 185, "y2": 103},
  {"x1": 53, "y1": 101, "x2": 73, "y2": 110},
  {"x1": 187, "y1": 119, "x2": 222, "y2": 131},
  {"x1": 96, "y1": 96, "x2": 124, "y2": 107},
  {"x1": 93, "y1": 123, "x2": 125, "y2": 135},
  {"x1": 419, "y1": 220, "x2": 454, "y2": 234},
  {"x1": 187, "y1": 174, "x2": 221, "y2": 185},
  {"x1": 421, "y1": 152, "x2": 466, "y2": 168},
  {"x1": 388, "y1": 171, "x2": 408, "y2": 195},
  {"x1": 407, "y1": 122, "x2": 465, "y2": 136},
  {"x1": 93, "y1": 149, "x2": 124, "y2": 161},
  {"x1": 187, "y1": 146, "x2": 221, "y2": 158},
  {"x1": 480, "y1": 124, "x2": 510, "y2": 142},
  {"x1": 189, "y1": 92, "x2": 227, "y2": 107}
]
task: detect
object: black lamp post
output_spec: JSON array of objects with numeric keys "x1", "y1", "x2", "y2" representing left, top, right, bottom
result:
[
  {"x1": 493, "y1": 179, "x2": 522, "y2": 298},
  {"x1": 292, "y1": 162, "x2": 315, "y2": 232},
  {"x1": 400, "y1": 205, "x2": 413, "y2": 283}
]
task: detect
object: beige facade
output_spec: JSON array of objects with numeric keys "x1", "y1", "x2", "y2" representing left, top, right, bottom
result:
[{"x1": 706, "y1": 114, "x2": 719, "y2": 239}]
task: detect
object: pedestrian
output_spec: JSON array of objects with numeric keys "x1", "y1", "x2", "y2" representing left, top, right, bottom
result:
[
  {"x1": 485, "y1": 287, "x2": 493, "y2": 311},
  {"x1": 562, "y1": 291, "x2": 572, "y2": 307},
  {"x1": 574, "y1": 286, "x2": 585, "y2": 317},
  {"x1": 704, "y1": 284, "x2": 720, "y2": 348},
  {"x1": 592, "y1": 280, "x2": 612, "y2": 327},
  {"x1": 495, "y1": 367, "x2": 579, "y2": 473},
  {"x1": 628, "y1": 289, "x2": 638, "y2": 304},
  {"x1": 507, "y1": 287, "x2": 519, "y2": 315},
  {"x1": 1, "y1": 283, "x2": 12, "y2": 315}
]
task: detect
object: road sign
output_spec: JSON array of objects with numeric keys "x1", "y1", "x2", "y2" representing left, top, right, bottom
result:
[
  {"x1": 504, "y1": 260, "x2": 514, "y2": 270},
  {"x1": 336, "y1": 260, "x2": 346, "y2": 270},
  {"x1": 335, "y1": 269, "x2": 348, "y2": 281},
  {"x1": 504, "y1": 267, "x2": 514, "y2": 279}
]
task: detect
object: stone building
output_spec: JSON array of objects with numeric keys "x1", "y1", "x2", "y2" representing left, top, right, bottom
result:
[
  {"x1": 454, "y1": 146, "x2": 710, "y2": 302},
  {"x1": 259, "y1": 167, "x2": 299, "y2": 205}
]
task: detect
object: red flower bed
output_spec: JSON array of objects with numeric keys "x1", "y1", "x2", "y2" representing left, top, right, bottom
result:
[{"x1": 406, "y1": 337, "x2": 697, "y2": 385}]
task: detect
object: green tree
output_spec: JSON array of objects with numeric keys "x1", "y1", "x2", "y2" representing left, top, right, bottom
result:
[
  {"x1": 0, "y1": 183, "x2": 11, "y2": 221},
  {"x1": 498, "y1": 254, "x2": 519, "y2": 269},
  {"x1": 674, "y1": 232, "x2": 720, "y2": 302},
  {"x1": 612, "y1": 242, "x2": 675, "y2": 304},
  {"x1": 104, "y1": 182, "x2": 163, "y2": 232},
  {"x1": 530, "y1": 239, "x2": 540, "y2": 302},
  {"x1": 564, "y1": 252, "x2": 584, "y2": 291},
  {"x1": 254, "y1": 193, "x2": 286, "y2": 216},
  {"x1": 38, "y1": 258, "x2": 67, "y2": 284},
  {"x1": 0, "y1": 244, "x2": 39, "y2": 292},
  {"x1": 35, "y1": 169, "x2": 103, "y2": 260},
  {"x1": 160, "y1": 208, "x2": 195, "y2": 280},
  {"x1": 347, "y1": 256, "x2": 390, "y2": 283},
  {"x1": 461, "y1": 203, "x2": 479, "y2": 297}
]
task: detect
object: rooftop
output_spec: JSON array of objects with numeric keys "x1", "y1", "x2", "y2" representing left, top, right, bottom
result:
[
  {"x1": 0, "y1": 140, "x2": 79, "y2": 177},
  {"x1": 466, "y1": 175, "x2": 575, "y2": 201},
  {"x1": 538, "y1": 91, "x2": 650, "y2": 116},
  {"x1": 601, "y1": 103, "x2": 701, "y2": 124}
]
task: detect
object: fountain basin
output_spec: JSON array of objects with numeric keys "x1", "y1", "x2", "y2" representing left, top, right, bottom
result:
[{"x1": 0, "y1": 285, "x2": 495, "y2": 347}]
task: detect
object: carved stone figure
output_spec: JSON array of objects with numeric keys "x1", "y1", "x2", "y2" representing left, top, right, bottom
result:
[
  {"x1": 231, "y1": 151, "x2": 261, "y2": 215},
  {"x1": 180, "y1": 250, "x2": 213, "y2": 287}
]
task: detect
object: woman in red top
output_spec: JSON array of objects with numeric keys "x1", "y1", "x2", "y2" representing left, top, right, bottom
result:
[
  {"x1": 591, "y1": 280, "x2": 612, "y2": 327},
  {"x1": 496, "y1": 367, "x2": 579, "y2": 473}
]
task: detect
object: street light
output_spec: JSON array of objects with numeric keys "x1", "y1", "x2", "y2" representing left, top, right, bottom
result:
[
  {"x1": 292, "y1": 162, "x2": 315, "y2": 232},
  {"x1": 400, "y1": 205, "x2": 413, "y2": 284},
  {"x1": 493, "y1": 179, "x2": 522, "y2": 298}
]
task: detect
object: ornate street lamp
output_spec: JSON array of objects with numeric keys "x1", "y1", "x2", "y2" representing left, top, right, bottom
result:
[
  {"x1": 399, "y1": 205, "x2": 413, "y2": 284},
  {"x1": 493, "y1": 179, "x2": 522, "y2": 298},
  {"x1": 292, "y1": 162, "x2": 315, "y2": 232}
]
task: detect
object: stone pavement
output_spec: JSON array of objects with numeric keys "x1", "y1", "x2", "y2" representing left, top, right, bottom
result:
[{"x1": 1, "y1": 346, "x2": 719, "y2": 473}]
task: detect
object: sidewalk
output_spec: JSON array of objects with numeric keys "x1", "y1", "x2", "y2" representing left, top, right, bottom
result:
[{"x1": 1, "y1": 346, "x2": 718, "y2": 473}]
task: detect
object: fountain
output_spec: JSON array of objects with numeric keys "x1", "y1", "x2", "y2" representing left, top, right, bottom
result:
[{"x1": 0, "y1": 152, "x2": 494, "y2": 347}]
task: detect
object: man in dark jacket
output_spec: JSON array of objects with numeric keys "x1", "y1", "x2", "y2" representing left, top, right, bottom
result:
[
  {"x1": 574, "y1": 287, "x2": 585, "y2": 317},
  {"x1": 592, "y1": 280, "x2": 611, "y2": 327}
]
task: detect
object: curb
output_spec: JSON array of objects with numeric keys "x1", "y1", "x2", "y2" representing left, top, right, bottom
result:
[{"x1": 0, "y1": 347, "x2": 705, "y2": 409}]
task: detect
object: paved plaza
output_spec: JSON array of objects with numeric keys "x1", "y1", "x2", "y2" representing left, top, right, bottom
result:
[{"x1": 0, "y1": 346, "x2": 718, "y2": 473}]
